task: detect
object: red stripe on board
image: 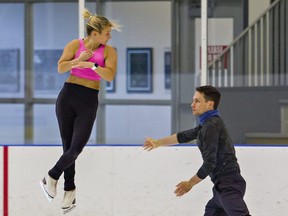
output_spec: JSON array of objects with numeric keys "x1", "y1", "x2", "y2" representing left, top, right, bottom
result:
[{"x1": 3, "y1": 146, "x2": 8, "y2": 216}]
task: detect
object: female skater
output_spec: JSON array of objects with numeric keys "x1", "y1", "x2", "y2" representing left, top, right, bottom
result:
[{"x1": 40, "y1": 8, "x2": 120, "y2": 213}]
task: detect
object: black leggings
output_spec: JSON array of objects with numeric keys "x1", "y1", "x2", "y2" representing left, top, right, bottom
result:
[{"x1": 49, "y1": 83, "x2": 99, "y2": 191}]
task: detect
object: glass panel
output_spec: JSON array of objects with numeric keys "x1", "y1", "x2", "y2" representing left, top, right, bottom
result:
[
  {"x1": 173, "y1": 0, "x2": 246, "y2": 133},
  {"x1": 103, "y1": 1, "x2": 172, "y2": 100},
  {"x1": 102, "y1": 1, "x2": 172, "y2": 144},
  {"x1": 0, "y1": 4, "x2": 25, "y2": 98},
  {"x1": 106, "y1": 105, "x2": 171, "y2": 144},
  {"x1": 0, "y1": 104, "x2": 24, "y2": 144},
  {"x1": 33, "y1": 104, "x2": 60, "y2": 144},
  {"x1": 33, "y1": 3, "x2": 78, "y2": 98},
  {"x1": 32, "y1": 2, "x2": 98, "y2": 144},
  {"x1": 33, "y1": 104, "x2": 97, "y2": 144},
  {"x1": 33, "y1": 2, "x2": 98, "y2": 98}
]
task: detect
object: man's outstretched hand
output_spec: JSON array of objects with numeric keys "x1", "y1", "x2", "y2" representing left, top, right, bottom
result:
[{"x1": 143, "y1": 137, "x2": 160, "y2": 151}]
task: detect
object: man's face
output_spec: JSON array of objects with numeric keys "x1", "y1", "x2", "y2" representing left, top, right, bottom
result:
[{"x1": 191, "y1": 91, "x2": 214, "y2": 116}]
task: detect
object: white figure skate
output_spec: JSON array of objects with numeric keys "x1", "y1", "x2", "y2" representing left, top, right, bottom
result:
[
  {"x1": 61, "y1": 189, "x2": 76, "y2": 214},
  {"x1": 40, "y1": 175, "x2": 57, "y2": 201}
]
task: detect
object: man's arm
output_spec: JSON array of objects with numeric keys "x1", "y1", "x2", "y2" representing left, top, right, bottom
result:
[
  {"x1": 143, "y1": 126, "x2": 200, "y2": 151},
  {"x1": 143, "y1": 134, "x2": 178, "y2": 151},
  {"x1": 174, "y1": 174, "x2": 203, "y2": 197}
]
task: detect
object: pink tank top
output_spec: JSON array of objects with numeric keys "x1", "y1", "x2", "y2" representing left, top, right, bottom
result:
[{"x1": 70, "y1": 39, "x2": 105, "y2": 81}]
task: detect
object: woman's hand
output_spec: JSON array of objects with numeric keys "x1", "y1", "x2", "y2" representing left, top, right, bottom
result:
[{"x1": 77, "y1": 50, "x2": 94, "y2": 61}]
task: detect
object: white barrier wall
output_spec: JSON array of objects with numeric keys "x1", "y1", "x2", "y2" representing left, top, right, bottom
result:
[{"x1": 1, "y1": 145, "x2": 288, "y2": 216}]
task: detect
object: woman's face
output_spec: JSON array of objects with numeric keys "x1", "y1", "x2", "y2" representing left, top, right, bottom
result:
[{"x1": 94, "y1": 26, "x2": 112, "y2": 45}]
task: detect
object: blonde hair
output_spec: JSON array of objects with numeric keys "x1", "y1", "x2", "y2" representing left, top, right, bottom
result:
[{"x1": 82, "y1": 8, "x2": 121, "y2": 35}]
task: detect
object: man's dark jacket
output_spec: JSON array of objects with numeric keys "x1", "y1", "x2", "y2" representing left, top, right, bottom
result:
[{"x1": 177, "y1": 115, "x2": 240, "y2": 183}]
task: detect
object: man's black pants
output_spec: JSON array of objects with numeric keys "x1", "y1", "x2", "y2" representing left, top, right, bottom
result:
[{"x1": 204, "y1": 172, "x2": 251, "y2": 216}]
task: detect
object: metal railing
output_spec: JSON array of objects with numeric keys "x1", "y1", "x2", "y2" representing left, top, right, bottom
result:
[{"x1": 207, "y1": 0, "x2": 288, "y2": 87}]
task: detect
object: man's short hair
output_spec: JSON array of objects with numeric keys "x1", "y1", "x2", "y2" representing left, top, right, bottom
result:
[{"x1": 196, "y1": 85, "x2": 221, "y2": 109}]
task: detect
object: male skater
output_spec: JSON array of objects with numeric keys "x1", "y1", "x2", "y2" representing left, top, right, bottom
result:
[{"x1": 144, "y1": 85, "x2": 251, "y2": 216}]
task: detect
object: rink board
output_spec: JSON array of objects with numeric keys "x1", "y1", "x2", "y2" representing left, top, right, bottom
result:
[{"x1": 1, "y1": 145, "x2": 288, "y2": 216}]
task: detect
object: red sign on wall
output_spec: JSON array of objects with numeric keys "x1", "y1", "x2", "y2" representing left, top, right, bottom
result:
[{"x1": 200, "y1": 45, "x2": 228, "y2": 69}]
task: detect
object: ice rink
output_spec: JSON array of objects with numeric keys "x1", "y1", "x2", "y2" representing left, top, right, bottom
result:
[{"x1": 1, "y1": 144, "x2": 288, "y2": 215}]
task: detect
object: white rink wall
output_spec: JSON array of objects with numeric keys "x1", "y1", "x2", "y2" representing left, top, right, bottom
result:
[{"x1": 1, "y1": 145, "x2": 288, "y2": 216}]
